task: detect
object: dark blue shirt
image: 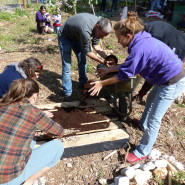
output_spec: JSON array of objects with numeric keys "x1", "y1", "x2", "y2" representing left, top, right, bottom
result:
[{"x1": 0, "y1": 66, "x2": 23, "y2": 98}]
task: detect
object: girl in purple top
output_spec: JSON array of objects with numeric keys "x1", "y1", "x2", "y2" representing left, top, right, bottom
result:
[
  {"x1": 89, "y1": 12, "x2": 185, "y2": 163},
  {"x1": 36, "y1": 5, "x2": 54, "y2": 34}
]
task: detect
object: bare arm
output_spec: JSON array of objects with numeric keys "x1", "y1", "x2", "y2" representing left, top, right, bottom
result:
[
  {"x1": 86, "y1": 51, "x2": 105, "y2": 64},
  {"x1": 97, "y1": 64, "x2": 122, "y2": 78},
  {"x1": 93, "y1": 44, "x2": 107, "y2": 59}
]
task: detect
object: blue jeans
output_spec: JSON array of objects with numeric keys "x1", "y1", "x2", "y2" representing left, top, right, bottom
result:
[
  {"x1": 150, "y1": 0, "x2": 161, "y2": 10},
  {"x1": 134, "y1": 76, "x2": 185, "y2": 158},
  {"x1": 58, "y1": 36, "x2": 88, "y2": 96},
  {"x1": 2, "y1": 139, "x2": 64, "y2": 185}
]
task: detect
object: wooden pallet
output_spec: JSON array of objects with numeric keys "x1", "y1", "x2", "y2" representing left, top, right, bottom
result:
[{"x1": 36, "y1": 98, "x2": 129, "y2": 158}]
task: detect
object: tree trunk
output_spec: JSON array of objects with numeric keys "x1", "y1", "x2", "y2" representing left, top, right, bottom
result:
[
  {"x1": 36, "y1": 0, "x2": 38, "y2": 4},
  {"x1": 23, "y1": 0, "x2": 26, "y2": 8}
]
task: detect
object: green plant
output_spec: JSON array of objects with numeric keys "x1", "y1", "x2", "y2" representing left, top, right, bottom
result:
[
  {"x1": 177, "y1": 103, "x2": 185, "y2": 108},
  {"x1": 0, "y1": 12, "x2": 15, "y2": 21},
  {"x1": 15, "y1": 8, "x2": 29, "y2": 17},
  {"x1": 172, "y1": 171, "x2": 185, "y2": 185},
  {"x1": 153, "y1": 175, "x2": 164, "y2": 185},
  {"x1": 86, "y1": 63, "x2": 95, "y2": 74},
  {"x1": 106, "y1": 44, "x2": 113, "y2": 49},
  {"x1": 96, "y1": 167, "x2": 104, "y2": 179}
]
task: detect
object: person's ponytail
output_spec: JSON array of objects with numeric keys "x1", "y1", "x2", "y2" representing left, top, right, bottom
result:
[
  {"x1": 114, "y1": 11, "x2": 144, "y2": 36},
  {"x1": 0, "y1": 78, "x2": 39, "y2": 107}
]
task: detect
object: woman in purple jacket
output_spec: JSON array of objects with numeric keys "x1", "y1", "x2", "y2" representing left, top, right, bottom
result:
[
  {"x1": 36, "y1": 5, "x2": 54, "y2": 34},
  {"x1": 89, "y1": 11, "x2": 185, "y2": 163}
]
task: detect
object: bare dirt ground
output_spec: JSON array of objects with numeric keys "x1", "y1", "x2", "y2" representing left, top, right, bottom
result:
[{"x1": 0, "y1": 10, "x2": 184, "y2": 185}]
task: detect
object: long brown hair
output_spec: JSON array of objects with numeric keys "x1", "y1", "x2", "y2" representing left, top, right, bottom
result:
[
  {"x1": 18, "y1": 57, "x2": 43, "y2": 78},
  {"x1": 114, "y1": 11, "x2": 144, "y2": 36},
  {"x1": 0, "y1": 78, "x2": 39, "y2": 107}
]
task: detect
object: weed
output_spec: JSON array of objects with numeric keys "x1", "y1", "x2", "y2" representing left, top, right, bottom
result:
[
  {"x1": 153, "y1": 176, "x2": 164, "y2": 185},
  {"x1": 86, "y1": 63, "x2": 95, "y2": 74},
  {"x1": 47, "y1": 45, "x2": 58, "y2": 54},
  {"x1": 15, "y1": 8, "x2": 29, "y2": 17},
  {"x1": 96, "y1": 167, "x2": 104, "y2": 179},
  {"x1": 172, "y1": 171, "x2": 185, "y2": 184},
  {"x1": 177, "y1": 103, "x2": 185, "y2": 108},
  {"x1": 0, "y1": 12, "x2": 15, "y2": 21},
  {"x1": 117, "y1": 55, "x2": 126, "y2": 60},
  {"x1": 106, "y1": 44, "x2": 113, "y2": 49}
]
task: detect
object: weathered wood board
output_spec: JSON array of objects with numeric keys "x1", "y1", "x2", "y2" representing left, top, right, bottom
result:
[
  {"x1": 36, "y1": 98, "x2": 129, "y2": 157},
  {"x1": 62, "y1": 129, "x2": 129, "y2": 158}
]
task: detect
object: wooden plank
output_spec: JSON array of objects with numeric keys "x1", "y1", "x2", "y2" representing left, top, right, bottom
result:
[
  {"x1": 62, "y1": 128, "x2": 129, "y2": 148},
  {"x1": 76, "y1": 121, "x2": 123, "y2": 135},
  {"x1": 36, "y1": 98, "x2": 108, "y2": 110},
  {"x1": 87, "y1": 106, "x2": 112, "y2": 113},
  {"x1": 81, "y1": 117, "x2": 118, "y2": 125}
]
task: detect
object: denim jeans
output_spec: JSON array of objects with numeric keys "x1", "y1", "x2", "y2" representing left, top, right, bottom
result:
[
  {"x1": 2, "y1": 139, "x2": 64, "y2": 185},
  {"x1": 150, "y1": 0, "x2": 161, "y2": 10},
  {"x1": 58, "y1": 36, "x2": 88, "y2": 96},
  {"x1": 134, "y1": 76, "x2": 185, "y2": 158}
]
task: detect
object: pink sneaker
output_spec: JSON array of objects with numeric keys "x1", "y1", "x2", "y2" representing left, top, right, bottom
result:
[{"x1": 126, "y1": 152, "x2": 147, "y2": 163}]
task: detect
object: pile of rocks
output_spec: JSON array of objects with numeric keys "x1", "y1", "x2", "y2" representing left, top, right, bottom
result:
[{"x1": 99, "y1": 149, "x2": 184, "y2": 185}]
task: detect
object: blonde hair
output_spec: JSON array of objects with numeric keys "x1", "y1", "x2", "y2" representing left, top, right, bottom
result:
[
  {"x1": 114, "y1": 11, "x2": 144, "y2": 36},
  {"x1": 0, "y1": 78, "x2": 39, "y2": 107}
]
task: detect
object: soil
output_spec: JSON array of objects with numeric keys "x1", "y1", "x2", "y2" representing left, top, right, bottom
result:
[
  {"x1": 53, "y1": 107, "x2": 109, "y2": 132},
  {"x1": 0, "y1": 7, "x2": 184, "y2": 185}
]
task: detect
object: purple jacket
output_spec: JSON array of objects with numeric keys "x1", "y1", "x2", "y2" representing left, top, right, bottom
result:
[
  {"x1": 35, "y1": 11, "x2": 51, "y2": 33},
  {"x1": 117, "y1": 31, "x2": 183, "y2": 85}
]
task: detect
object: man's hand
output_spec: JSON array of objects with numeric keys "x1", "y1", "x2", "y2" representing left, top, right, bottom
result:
[{"x1": 89, "y1": 81, "x2": 103, "y2": 96}]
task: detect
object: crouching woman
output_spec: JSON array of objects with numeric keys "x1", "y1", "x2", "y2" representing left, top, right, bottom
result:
[{"x1": 0, "y1": 78, "x2": 64, "y2": 185}]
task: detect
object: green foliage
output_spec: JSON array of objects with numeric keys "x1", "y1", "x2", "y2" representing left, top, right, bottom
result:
[
  {"x1": 172, "y1": 171, "x2": 185, "y2": 184},
  {"x1": 177, "y1": 103, "x2": 185, "y2": 108},
  {"x1": 86, "y1": 63, "x2": 95, "y2": 74},
  {"x1": 153, "y1": 175, "x2": 164, "y2": 185},
  {"x1": 0, "y1": 12, "x2": 15, "y2": 21},
  {"x1": 96, "y1": 167, "x2": 104, "y2": 179},
  {"x1": 46, "y1": 4, "x2": 62, "y2": 15},
  {"x1": 15, "y1": 8, "x2": 29, "y2": 17}
]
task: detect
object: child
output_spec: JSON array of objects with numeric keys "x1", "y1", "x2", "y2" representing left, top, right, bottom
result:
[
  {"x1": 52, "y1": 8, "x2": 62, "y2": 34},
  {"x1": 36, "y1": 5, "x2": 54, "y2": 34},
  {"x1": 104, "y1": 54, "x2": 118, "y2": 67}
]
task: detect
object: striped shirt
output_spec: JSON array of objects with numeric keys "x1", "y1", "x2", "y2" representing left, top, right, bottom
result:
[{"x1": 0, "y1": 100, "x2": 64, "y2": 183}]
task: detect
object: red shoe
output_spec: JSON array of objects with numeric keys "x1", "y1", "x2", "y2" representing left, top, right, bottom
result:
[{"x1": 126, "y1": 152, "x2": 147, "y2": 163}]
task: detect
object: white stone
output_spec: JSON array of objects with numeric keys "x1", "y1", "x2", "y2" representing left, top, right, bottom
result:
[
  {"x1": 142, "y1": 161, "x2": 156, "y2": 171},
  {"x1": 172, "y1": 161, "x2": 184, "y2": 170},
  {"x1": 168, "y1": 156, "x2": 176, "y2": 162},
  {"x1": 120, "y1": 167, "x2": 135, "y2": 179},
  {"x1": 132, "y1": 163, "x2": 141, "y2": 169},
  {"x1": 161, "y1": 154, "x2": 169, "y2": 160},
  {"x1": 66, "y1": 163, "x2": 72, "y2": 168},
  {"x1": 134, "y1": 169, "x2": 152, "y2": 185},
  {"x1": 154, "y1": 160, "x2": 168, "y2": 168},
  {"x1": 99, "y1": 178, "x2": 107, "y2": 184},
  {"x1": 118, "y1": 176, "x2": 129, "y2": 185},
  {"x1": 148, "y1": 148, "x2": 161, "y2": 160},
  {"x1": 114, "y1": 175, "x2": 122, "y2": 185}
]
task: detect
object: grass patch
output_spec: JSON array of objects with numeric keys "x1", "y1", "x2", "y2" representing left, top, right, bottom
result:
[
  {"x1": 172, "y1": 171, "x2": 185, "y2": 185},
  {"x1": 0, "y1": 9, "x2": 36, "y2": 51}
]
